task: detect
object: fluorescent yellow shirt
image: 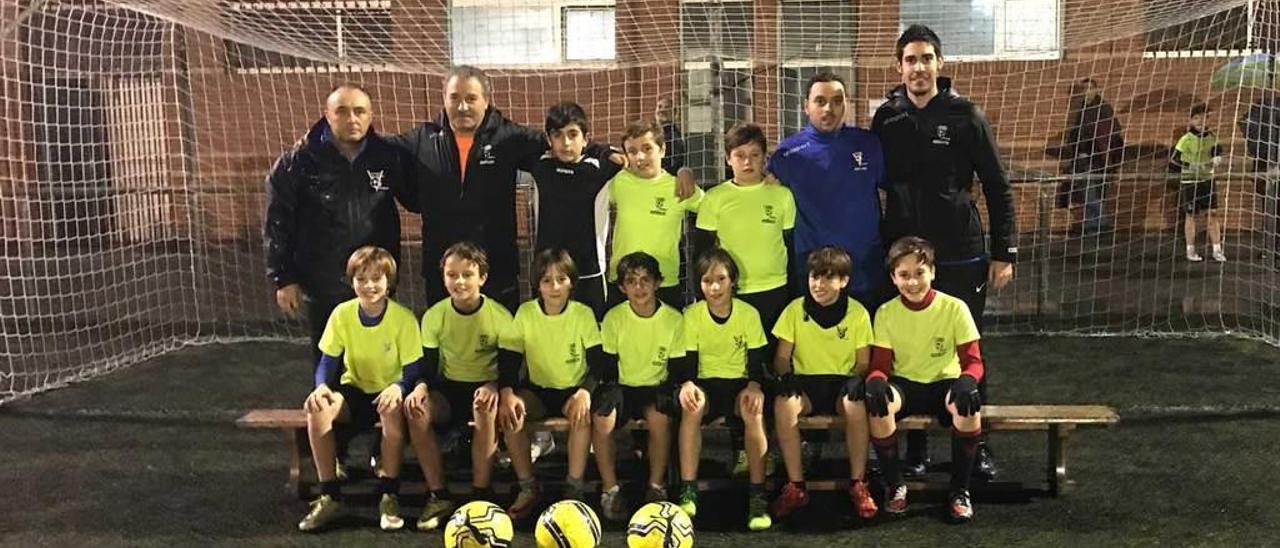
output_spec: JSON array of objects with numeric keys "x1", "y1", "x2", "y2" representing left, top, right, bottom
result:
[
  {"x1": 318, "y1": 299, "x2": 423, "y2": 394},
  {"x1": 772, "y1": 297, "x2": 872, "y2": 376},
  {"x1": 421, "y1": 296, "x2": 514, "y2": 383},
  {"x1": 500, "y1": 300, "x2": 602, "y2": 389},
  {"x1": 873, "y1": 292, "x2": 980, "y2": 383},
  {"x1": 602, "y1": 302, "x2": 687, "y2": 387},
  {"x1": 695, "y1": 180, "x2": 796, "y2": 293},
  {"x1": 608, "y1": 170, "x2": 704, "y2": 287},
  {"x1": 683, "y1": 298, "x2": 767, "y2": 380}
]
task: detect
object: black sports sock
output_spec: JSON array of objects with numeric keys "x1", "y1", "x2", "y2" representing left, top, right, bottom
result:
[
  {"x1": 871, "y1": 432, "x2": 902, "y2": 487},
  {"x1": 320, "y1": 480, "x2": 342, "y2": 500},
  {"x1": 905, "y1": 430, "x2": 928, "y2": 463},
  {"x1": 950, "y1": 428, "x2": 982, "y2": 492},
  {"x1": 378, "y1": 476, "x2": 401, "y2": 496}
]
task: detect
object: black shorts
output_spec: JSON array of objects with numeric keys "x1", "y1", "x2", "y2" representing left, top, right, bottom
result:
[
  {"x1": 520, "y1": 385, "x2": 580, "y2": 420},
  {"x1": 688, "y1": 378, "x2": 750, "y2": 425},
  {"x1": 434, "y1": 379, "x2": 490, "y2": 429},
  {"x1": 1179, "y1": 180, "x2": 1218, "y2": 213},
  {"x1": 890, "y1": 377, "x2": 954, "y2": 427},
  {"x1": 594, "y1": 384, "x2": 674, "y2": 422},
  {"x1": 335, "y1": 384, "x2": 380, "y2": 432},
  {"x1": 777, "y1": 375, "x2": 848, "y2": 416}
]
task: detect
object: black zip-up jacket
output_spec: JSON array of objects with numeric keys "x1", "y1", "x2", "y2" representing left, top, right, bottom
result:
[
  {"x1": 393, "y1": 108, "x2": 612, "y2": 302},
  {"x1": 528, "y1": 150, "x2": 623, "y2": 278},
  {"x1": 263, "y1": 118, "x2": 413, "y2": 300},
  {"x1": 871, "y1": 78, "x2": 1018, "y2": 264},
  {"x1": 392, "y1": 108, "x2": 546, "y2": 301}
]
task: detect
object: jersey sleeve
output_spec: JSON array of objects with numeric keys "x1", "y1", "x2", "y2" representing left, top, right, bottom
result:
[
  {"x1": 317, "y1": 308, "x2": 345, "y2": 357},
  {"x1": 872, "y1": 307, "x2": 894, "y2": 350},
  {"x1": 1174, "y1": 133, "x2": 1193, "y2": 155},
  {"x1": 780, "y1": 187, "x2": 797, "y2": 231},
  {"x1": 745, "y1": 307, "x2": 767, "y2": 350},
  {"x1": 850, "y1": 301, "x2": 874, "y2": 349},
  {"x1": 601, "y1": 309, "x2": 621, "y2": 354},
  {"x1": 579, "y1": 306, "x2": 603, "y2": 349},
  {"x1": 952, "y1": 299, "x2": 981, "y2": 346},
  {"x1": 682, "y1": 185, "x2": 705, "y2": 213},
  {"x1": 420, "y1": 303, "x2": 443, "y2": 349},
  {"x1": 667, "y1": 313, "x2": 688, "y2": 359},
  {"x1": 694, "y1": 187, "x2": 720, "y2": 231},
  {"x1": 683, "y1": 308, "x2": 700, "y2": 352},
  {"x1": 771, "y1": 300, "x2": 799, "y2": 343},
  {"x1": 499, "y1": 308, "x2": 527, "y2": 353},
  {"x1": 398, "y1": 311, "x2": 425, "y2": 367}
]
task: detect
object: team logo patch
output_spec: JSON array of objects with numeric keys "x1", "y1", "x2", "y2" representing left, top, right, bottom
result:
[
  {"x1": 650, "y1": 197, "x2": 669, "y2": 216},
  {"x1": 733, "y1": 334, "x2": 747, "y2": 352},
  {"x1": 761, "y1": 204, "x2": 777, "y2": 224},
  {"x1": 930, "y1": 336, "x2": 947, "y2": 358},
  {"x1": 566, "y1": 342, "x2": 581, "y2": 365},
  {"x1": 836, "y1": 325, "x2": 848, "y2": 339},
  {"x1": 478, "y1": 144, "x2": 497, "y2": 165},
  {"x1": 383, "y1": 341, "x2": 393, "y2": 354},
  {"x1": 367, "y1": 169, "x2": 388, "y2": 191},
  {"x1": 851, "y1": 151, "x2": 868, "y2": 171},
  {"x1": 476, "y1": 334, "x2": 493, "y2": 353},
  {"x1": 932, "y1": 124, "x2": 951, "y2": 146}
]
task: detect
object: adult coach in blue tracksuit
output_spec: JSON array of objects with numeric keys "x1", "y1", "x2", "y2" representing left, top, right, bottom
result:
[
  {"x1": 872, "y1": 25, "x2": 1018, "y2": 479},
  {"x1": 768, "y1": 72, "x2": 888, "y2": 313}
]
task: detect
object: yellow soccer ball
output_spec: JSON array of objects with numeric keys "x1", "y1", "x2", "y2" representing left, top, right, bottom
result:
[
  {"x1": 627, "y1": 502, "x2": 694, "y2": 548},
  {"x1": 443, "y1": 501, "x2": 514, "y2": 548},
  {"x1": 534, "y1": 499, "x2": 602, "y2": 547}
]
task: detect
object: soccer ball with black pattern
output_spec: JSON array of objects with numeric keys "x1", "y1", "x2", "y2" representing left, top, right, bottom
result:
[
  {"x1": 627, "y1": 502, "x2": 694, "y2": 548},
  {"x1": 534, "y1": 499, "x2": 602, "y2": 547},
  {"x1": 443, "y1": 501, "x2": 514, "y2": 548}
]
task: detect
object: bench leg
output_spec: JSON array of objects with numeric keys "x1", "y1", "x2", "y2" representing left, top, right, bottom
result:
[
  {"x1": 1046, "y1": 425, "x2": 1076, "y2": 497},
  {"x1": 289, "y1": 427, "x2": 313, "y2": 500}
]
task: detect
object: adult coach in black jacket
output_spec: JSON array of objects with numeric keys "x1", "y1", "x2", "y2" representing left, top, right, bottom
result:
[
  {"x1": 392, "y1": 66, "x2": 547, "y2": 310},
  {"x1": 871, "y1": 25, "x2": 1017, "y2": 479},
  {"x1": 264, "y1": 84, "x2": 415, "y2": 362}
]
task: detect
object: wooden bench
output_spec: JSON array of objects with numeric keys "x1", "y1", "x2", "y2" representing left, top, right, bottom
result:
[{"x1": 237, "y1": 404, "x2": 1117, "y2": 499}]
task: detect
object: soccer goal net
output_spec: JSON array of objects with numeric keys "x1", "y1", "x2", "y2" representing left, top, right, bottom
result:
[{"x1": 1, "y1": 0, "x2": 1277, "y2": 403}]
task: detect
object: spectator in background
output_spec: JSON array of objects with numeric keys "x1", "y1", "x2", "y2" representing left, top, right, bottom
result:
[
  {"x1": 1057, "y1": 78, "x2": 1124, "y2": 236},
  {"x1": 1239, "y1": 90, "x2": 1280, "y2": 262},
  {"x1": 656, "y1": 97, "x2": 687, "y2": 176}
]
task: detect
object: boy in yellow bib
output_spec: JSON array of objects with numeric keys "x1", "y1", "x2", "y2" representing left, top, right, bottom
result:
[
  {"x1": 675, "y1": 249, "x2": 771, "y2": 531},
  {"x1": 853, "y1": 236, "x2": 986, "y2": 522},
  {"x1": 298, "y1": 246, "x2": 421, "y2": 532},
  {"x1": 404, "y1": 241, "x2": 512, "y2": 529},
  {"x1": 769, "y1": 246, "x2": 876, "y2": 521},
  {"x1": 592, "y1": 251, "x2": 687, "y2": 521},
  {"x1": 497, "y1": 249, "x2": 603, "y2": 520}
]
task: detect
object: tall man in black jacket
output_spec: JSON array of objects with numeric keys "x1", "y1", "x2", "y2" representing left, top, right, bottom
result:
[
  {"x1": 264, "y1": 84, "x2": 416, "y2": 362},
  {"x1": 871, "y1": 25, "x2": 1017, "y2": 479}
]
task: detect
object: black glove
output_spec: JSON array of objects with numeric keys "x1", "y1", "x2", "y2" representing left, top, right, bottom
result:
[
  {"x1": 592, "y1": 383, "x2": 623, "y2": 417},
  {"x1": 864, "y1": 376, "x2": 893, "y2": 417},
  {"x1": 948, "y1": 375, "x2": 982, "y2": 417},
  {"x1": 775, "y1": 372, "x2": 803, "y2": 398},
  {"x1": 843, "y1": 375, "x2": 866, "y2": 402}
]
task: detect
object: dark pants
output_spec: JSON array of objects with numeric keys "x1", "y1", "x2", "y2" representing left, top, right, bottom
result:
[
  {"x1": 305, "y1": 294, "x2": 347, "y2": 367},
  {"x1": 933, "y1": 259, "x2": 990, "y2": 401}
]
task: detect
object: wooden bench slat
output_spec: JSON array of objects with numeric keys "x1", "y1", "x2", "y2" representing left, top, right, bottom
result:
[
  {"x1": 236, "y1": 409, "x2": 306, "y2": 429},
  {"x1": 235, "y1": 404, "x2": 1119, "y2": 431}
]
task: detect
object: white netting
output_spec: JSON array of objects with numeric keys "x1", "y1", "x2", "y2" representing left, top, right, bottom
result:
[{"x1": 1, "y1": 0, "x2": 1278, "y2": 403}]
